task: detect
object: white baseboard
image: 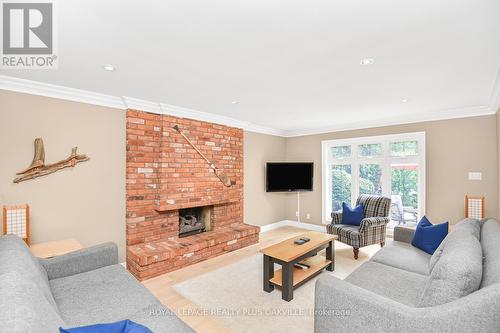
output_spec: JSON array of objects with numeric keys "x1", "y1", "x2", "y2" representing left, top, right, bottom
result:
[{"x1": 258, "y1": 220, "x2": 326, "y2": 233}]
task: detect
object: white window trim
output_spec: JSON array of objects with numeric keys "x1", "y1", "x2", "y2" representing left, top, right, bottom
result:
[{"x1": 321, "y1": 132, "x2": 426, "y2": 225}]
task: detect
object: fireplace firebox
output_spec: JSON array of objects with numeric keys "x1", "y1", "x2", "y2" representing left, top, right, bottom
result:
[{"x1": 178, "y1": 206, "x2": 213, "y2": 238}]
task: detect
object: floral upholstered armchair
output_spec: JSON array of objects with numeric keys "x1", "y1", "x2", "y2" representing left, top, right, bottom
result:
[{"x1": 326, "y1": 195, "x2": 391, "y2": 259}]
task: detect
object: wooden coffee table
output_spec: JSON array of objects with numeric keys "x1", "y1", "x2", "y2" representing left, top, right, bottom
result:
[{"x1": 260, "y1": 231, "x2": 336, "y2": 301}]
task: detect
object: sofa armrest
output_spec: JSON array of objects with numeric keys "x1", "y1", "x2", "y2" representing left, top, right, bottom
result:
[
  {"x1": 393, "y1": 226, "x2": 415, "y2": 243},
  {"x1": 315, "y1": 274, "x2": 418, "y2": 332},
  {"x1": 330, "y1": 211, "x2": 342, "y2": 225},
  {"x1": 314, "y1": 275, "x2": 500, "y2": 333},
  {"x1": 358, "y1": 217, "x2": 388, "y2": 233},
  {"x1": 39, "y1": 242, "x2": 118, "y2": 280}
]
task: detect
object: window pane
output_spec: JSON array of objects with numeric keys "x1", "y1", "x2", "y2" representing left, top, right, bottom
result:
[
  {"x1": 358, "y1": 143, "x2": 382, "y2": 157},
  {"x1": 331, "y1": 145, "x2": 351, "y2": 159},
  {"x1": 390, "y1": 164, "x2": 419, "y2": 228},
  {"x1": 359, "y1": 164, "x2": 382, "y2": 195},
  {"x1": 332, "y1": 164, "x2": 351, "y2": 211},
  {"x1": 390, "y1": 141, "x2": 418, "y2": 157}
]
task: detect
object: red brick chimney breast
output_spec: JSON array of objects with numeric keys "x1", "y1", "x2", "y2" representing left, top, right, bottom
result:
[{"x1": 125, "y1": 109, "x2": 259, "y2": 280}]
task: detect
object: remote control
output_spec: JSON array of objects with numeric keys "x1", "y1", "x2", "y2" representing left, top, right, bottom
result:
[
  {"x1": 297, "y1": 262, "x2": 311, "y2": 269},
  {"x1": 294, "y1": 239, "x2": 306, "y2": 245},
  {"x1": 300, "y1": 237, "x2": 310, "y2": 242},
  {"x1": 293, "y1": 263, "x2": 310, "y2": 270}
]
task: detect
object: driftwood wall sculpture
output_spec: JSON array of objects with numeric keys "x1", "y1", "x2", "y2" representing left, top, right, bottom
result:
[{"x1": 14, "y1": 138, "x2": 90, "y2": 183}]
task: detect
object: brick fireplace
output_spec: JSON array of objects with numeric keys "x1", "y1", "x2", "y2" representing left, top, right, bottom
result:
[{"x1": 125, "y1": 110, "x2": 259, "y2": 280}]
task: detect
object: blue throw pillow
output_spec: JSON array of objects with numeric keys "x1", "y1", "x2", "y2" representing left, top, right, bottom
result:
[
  {"x1": 411, "y1": 216, "x2": 448, "y2": 255},
  {"x1": 60, "y1": 320, "x2": 152, "y2": 333},
  {"x1": 341, "y1": 202, "x2": 364, "y2": 226}
]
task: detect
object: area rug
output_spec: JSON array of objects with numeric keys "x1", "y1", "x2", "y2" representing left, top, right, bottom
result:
[{"x1": 173, "y1": 244, "x2": 371, "y2": 333}]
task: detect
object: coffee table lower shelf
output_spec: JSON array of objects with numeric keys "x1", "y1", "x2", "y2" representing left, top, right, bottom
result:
[
  {"x1": 261, "y1": 231, "x2": 336, "y2": 301},
  {"x1": 269, "y1": 256, "x2": 332, "y2": 287}
]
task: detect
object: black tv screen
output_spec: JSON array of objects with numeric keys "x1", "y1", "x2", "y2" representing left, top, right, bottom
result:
[{"x1": 266, "y1": 162, "x2": 313, "y2": 192}]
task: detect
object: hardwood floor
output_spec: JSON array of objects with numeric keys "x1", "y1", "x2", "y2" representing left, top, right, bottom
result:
[{"x1": 141, "y1": 226, "x2": 382, "y2": 333}]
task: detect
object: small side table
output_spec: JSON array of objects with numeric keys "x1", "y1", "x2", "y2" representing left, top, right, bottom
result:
[{"x1": 30, "y1": 239, "x2": 83, "y2": 258}]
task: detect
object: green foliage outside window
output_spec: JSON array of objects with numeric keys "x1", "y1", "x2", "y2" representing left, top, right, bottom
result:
[
  {"x1": 359, "y1": 164, "x2": 382, "y2": 195},
  {"x1": 390, "y1": 141, "x2": 418, "y2": 156},
  {"x1": 331, "y1": 140, "x2": 420, "y2": 213},
  {"x1": 331, "y1": 146, "x2": 351, "y2": 158},
  {"x1": 391, "y1": 168, "x2": 418, "y2": 208},
  {"x1": 332, "y1": 165, "x2": 351, "y2": 211},
  {"x1": 332, "y1": 165, "x2": 419, "y2": 211},
  {"x1": 332, "y1": 166, "x2": 375, "y2": 211},
  {"x1": 358, "y1": 143, "x2": 382, "y2": 157}
]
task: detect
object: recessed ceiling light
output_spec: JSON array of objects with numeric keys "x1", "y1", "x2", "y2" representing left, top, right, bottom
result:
[
  {"x1": 401, "y1": 99, "x2": 409, "y2": 103},
  {"x1": 231, "y1": 101, "x2": 239, "y2": 104},
  {"x1": 360, "y1": 58, "x2": 375, "y2": 66},
  {"x1": 102, "y1": 65, "x2": 115, "y2": 72}
]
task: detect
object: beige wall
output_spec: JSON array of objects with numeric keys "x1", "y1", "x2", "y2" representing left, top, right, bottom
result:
[
  {"x1": 1, "y1": 90, "x2": 498, "y2": 256},
  {"x1": 0, "y1": 91, "x2": 289, "y2": 262},
  {"x1": 0, "y1": 91, "x2": 127, "y2": 261},
  {"x1": 243, "y1": 131, "x2": 288, "y2": 226},
  {"x1": 285, "y1": 115, "x2": 498, "y2": 226}
]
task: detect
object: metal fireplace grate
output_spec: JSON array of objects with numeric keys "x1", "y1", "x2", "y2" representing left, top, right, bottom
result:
[{"x1": 178, "y1": 206, "x2": 212, "y2": 238}]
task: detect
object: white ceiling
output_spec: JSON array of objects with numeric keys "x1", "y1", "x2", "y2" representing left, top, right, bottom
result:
[{"x1": 2, "y1": 0, "x2": 500, "y2": 136}]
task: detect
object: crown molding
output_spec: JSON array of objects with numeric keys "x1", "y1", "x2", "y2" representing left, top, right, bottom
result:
[
  {"x1": 122, "y1": 96, "x2": 162, "y2": 114},
  {"x1": 0, "y1": 75, "x2": 124, "y2": 109},
  {"x1": 488, "y1": 61, "x2": 500, "y2": 113},
  {"x1": 283, "y1": 105, "x2": 495, "y2": 137},
  {"x1": 0, "y1": 75, "x2": 497, "y2": 138},
  {"x1": 159, "y1": 102, "x2": 287, "y2": 137},
  {"x1": 0, "y1": 75, "x2": 284, "y2": 136}
]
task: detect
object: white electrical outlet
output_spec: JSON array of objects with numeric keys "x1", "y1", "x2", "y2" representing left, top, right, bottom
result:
[
  {"x1": 306, "y1": 213, "x2": 310, "y2": 219},
  {"x1": 468, "y1": 172, "x2": 482, "y2": 181},
  {"x1": 295, "y1": 211, "x2": 299, "y2": 217}
]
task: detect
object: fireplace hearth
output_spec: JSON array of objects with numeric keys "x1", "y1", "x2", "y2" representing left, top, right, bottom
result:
[{"x1": 179, "y1": 206, "x2": 212, "y2": 238}]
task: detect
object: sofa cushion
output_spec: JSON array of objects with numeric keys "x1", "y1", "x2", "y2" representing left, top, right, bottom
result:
[
  {"x1": 411, "y1": 217, "x2": 448, "y2": 255},
  {"x1": 0, "y1": 235, "x2": 58, "y2": 312},
  {"x1": 428, "y1": 234, "x2": 446, "y2": 274},
  {"x1": 126, "y1": 304, "x2": 195, "y2": 333},
  {"x1": 480, "y1": 218, "x2": 500, "y2": 288},
  {"x1": 429, "y1": 218, "x2": 482, "y2": 273},
  {"x1": 345, "y1": 261, "x2": 428, "y2": 306},
  {"x1": 0, "y1": 271, "x2": 65, "y2": 333},
  {"x1": 60, "y1": 320, "x2": 153, "y2": 333},
  {"x1": 328, "y1": 224, "x2": 361, "y2": 247},
  {"x1": 50, "y1": 264, "x2": 159, "y2": 327},
  {"x1": 370, "y1": 240, "x2": 431, "y2": 275},
  {"x1": 419, "y1": 228, "x2": 483, "y2": 307},
  {"x1": 454, "y1": 218, "x2": 481, "y2": 240}
]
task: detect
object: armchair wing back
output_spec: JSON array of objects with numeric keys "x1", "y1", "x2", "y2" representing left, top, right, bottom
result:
[{"x1": 356, "y1": 195, "x2": 391, "y2": 218}]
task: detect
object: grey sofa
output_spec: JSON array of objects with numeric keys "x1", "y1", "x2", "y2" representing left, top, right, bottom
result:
[
  {"x1": 315, "y1": 218, "x2": 500, "y2": 333},
  {"x1": 0, "y1": 235, "x2": 194, "y2": 333}
]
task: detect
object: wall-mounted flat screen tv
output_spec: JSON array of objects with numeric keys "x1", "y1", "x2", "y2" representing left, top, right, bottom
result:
[{"x1": 266, "y1": 162, "x2": 313, "y2": 192}]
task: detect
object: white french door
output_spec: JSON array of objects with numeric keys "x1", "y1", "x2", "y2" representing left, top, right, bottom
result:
[{"x1": 322, "y1": 133, "x2": 425, "y2": 229}]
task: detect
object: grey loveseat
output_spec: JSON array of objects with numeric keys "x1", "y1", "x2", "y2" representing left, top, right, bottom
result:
[
  {"x1": 0, "y1": 235, "x2": 194, "y2": 333},
  {"x1": 315, "y1": 218, "x2": 500, "y2": 333}
]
